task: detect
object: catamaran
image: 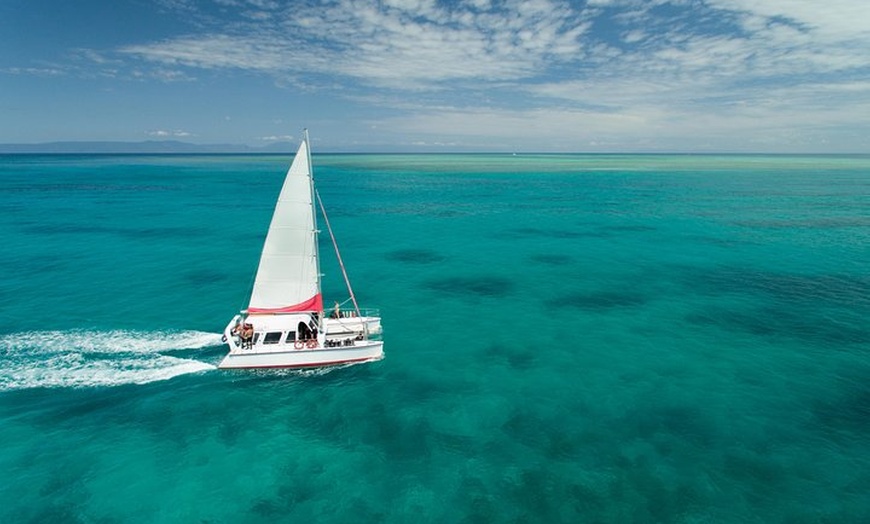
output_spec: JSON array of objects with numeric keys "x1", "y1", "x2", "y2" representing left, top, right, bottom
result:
[{"x1": 218, "y1": 130, "x2": 383, "y2": 369}]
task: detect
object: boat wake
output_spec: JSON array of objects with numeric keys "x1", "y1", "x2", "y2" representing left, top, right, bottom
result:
[
  {"x1": 0, "y1": 329, "x2": 220, "y2": 391},
  {"x1": 245, "y1": 360, "x2": 371, "y2": 379}
]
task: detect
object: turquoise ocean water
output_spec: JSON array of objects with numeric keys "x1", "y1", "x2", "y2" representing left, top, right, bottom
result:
[{"x1": 1, "y1": 153, "x2": 868, "y2": 522}]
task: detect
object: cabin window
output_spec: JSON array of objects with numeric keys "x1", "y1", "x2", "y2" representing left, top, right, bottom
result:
[
  {"x1": 252, "y1": 332, "x2": 261, "y2": 345},
  {"x1": 285, "y1": 331, "x2": 296, "y2": 343},
  {"x1": 263, "y1": 332, "x2": 282, "y2": 345}
]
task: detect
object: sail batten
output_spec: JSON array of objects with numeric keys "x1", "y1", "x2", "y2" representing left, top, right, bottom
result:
[{"x1": 247, "y1": 136, "x2": 321, "y2": 312}]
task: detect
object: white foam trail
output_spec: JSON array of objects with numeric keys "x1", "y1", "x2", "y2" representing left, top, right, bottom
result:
[
  {"x1": 0, "y1": 330, "x2": 219, "y2": 391},
  {"x1": 0, "y1": 329, "x2": 223, "y2": 355}
]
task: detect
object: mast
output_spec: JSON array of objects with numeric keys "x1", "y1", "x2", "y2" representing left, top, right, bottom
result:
[{"x1": 305, "y1": 129, "x2": 323, "y2": 314}]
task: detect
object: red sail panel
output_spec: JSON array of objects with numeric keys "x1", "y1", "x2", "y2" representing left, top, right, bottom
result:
[{"x1": 247, "y1": 293, "x2": 323, "y2": 314}]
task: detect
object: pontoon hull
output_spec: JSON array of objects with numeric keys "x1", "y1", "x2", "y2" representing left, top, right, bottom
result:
[{"x1": 218, "y1": 341, "x2": 384, "y2": 369}]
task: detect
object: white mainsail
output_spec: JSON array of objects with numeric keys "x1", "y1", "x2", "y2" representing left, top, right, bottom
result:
[{"x1": 247, "y1": 134, "x2": 322, "y2": 313}]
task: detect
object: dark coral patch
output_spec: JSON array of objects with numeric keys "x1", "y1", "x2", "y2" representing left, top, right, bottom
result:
[
  {"x1": 600, "y1": 224, "x2": 657, "y2": 233},
  {"x1": 811, "y1": 381, "x2": 870, "y2": 436},
  {"x1": 686, "y1": 306, "x2": 870, "y2": 345},
  {"x1": 530, "y1": 254, "x2": 573, "y2": 266},
  {"x1": 424, "y1": 276, "x2": 514, "y2": 298},
  {"x1": 385, "y1": 249, "x2": 446, "y2": 264},
  {"x1": 681, "y1": 266, "x2": 870, "y2": 309},
  {"x1": 546, "y1": 290, "x2": 647, "y2": 310},
  {"x1": 21, "y1": 223, "x2": 114, "y2": 236},
  {"x1": 486, "y1": 343, "x2": 537, "y2": 370},
  {"x1": 497, "y1": 227, "x2": 596, "y2": 240},
  {"x1": 119, "y1": 226, "x2": 208, "y2": 239},
  {"x1": 184, "y1": 269, "x2": 229, "y2": 286}
]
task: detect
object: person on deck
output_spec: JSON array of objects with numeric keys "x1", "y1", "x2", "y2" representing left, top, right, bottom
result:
[
  {"x1": 231, "y1": 321, "x2": 243, "y2": 343},
  {"x1": 240, "y1": 323, "x2": 254, "y2": 349}
]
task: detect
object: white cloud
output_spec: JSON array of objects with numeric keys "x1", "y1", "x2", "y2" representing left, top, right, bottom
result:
[
  {"x1": 2, "y1": 66, "x2": 64, "y2": 76},
  {"x1": 710, "y1": 0, "x2": 870, "y2": 39},
  {"x1": 375, "y1": 88, "x2": 870, "y2": 151},
  {"x1": 147, "y1": 129, "x2": 194, "y2": 138},
  {"x1": 122, "y1": 0, "x2": 592, "y2": 89},
  {"x1": 124, "y1": 34, "x2": 299, "y2": 72},
  {"x1": 119, "y1": 0, "x2": 869, "y2": 90},
  {"x1": 110, "y1": 0, "x2": 870, "y2": 151}
]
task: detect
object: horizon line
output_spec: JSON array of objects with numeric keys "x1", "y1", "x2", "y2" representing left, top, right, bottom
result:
[{"x1": 1, "y1": 140, "x2": 868, "y2": 156}]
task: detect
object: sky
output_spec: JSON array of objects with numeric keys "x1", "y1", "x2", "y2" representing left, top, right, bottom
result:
[{"x1": 1, "y1": 0, "x2": 869, "y2": 152}]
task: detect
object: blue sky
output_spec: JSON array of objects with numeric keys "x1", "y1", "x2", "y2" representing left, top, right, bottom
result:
[{"x1": 2, "y1": 0, "x2": 869, "y2": 152}]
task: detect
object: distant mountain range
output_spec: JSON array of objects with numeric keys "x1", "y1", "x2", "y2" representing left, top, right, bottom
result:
[{"x1": 0, "y1": 140, "x2": 294, "y2": 154}]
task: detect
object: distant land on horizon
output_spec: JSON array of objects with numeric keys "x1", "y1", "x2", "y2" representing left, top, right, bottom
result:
[
  {"x1": 0, "y1": 140, "x2": 295, "y2": 154},
  {"x1": 2, "y1": 141, "x2": 868, "y2": 156}
]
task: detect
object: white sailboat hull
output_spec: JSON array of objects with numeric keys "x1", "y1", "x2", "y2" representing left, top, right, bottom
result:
[
  {"x1": 218, "y1": 313, "x2": 383, "y2": 370},
  {"x1": 218, "y1": 341, "x2": 383, "y2": 370},
  {"x1": 324, "y1": 315, "x2": 382, "y2": 336}
]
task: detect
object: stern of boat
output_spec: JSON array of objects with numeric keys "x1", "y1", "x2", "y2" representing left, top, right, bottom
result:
[{"x1": 222, "y1": 314, "x2": 242, "y2": 352}]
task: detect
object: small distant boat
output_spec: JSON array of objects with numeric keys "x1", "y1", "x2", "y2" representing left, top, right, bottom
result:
[{"x1": 219, "y1": 130, "x2": 383, "y2": 369}]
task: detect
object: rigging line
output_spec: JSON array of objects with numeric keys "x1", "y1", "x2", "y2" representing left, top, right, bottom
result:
[
  {"x1": 329, "y1": 297, "x2": 354, "y2": 311},
  {"x1": 338, "y1": 297, "x2": 354, "y2": 307},
  {"x1": 316, "y1": 189, "x2": 361, "y2": 317}
]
